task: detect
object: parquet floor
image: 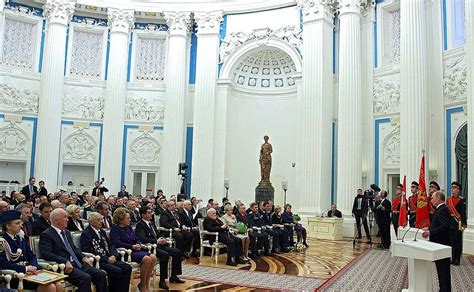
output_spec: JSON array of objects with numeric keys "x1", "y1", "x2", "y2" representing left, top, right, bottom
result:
[{"x1": 131, "y1": 236, "x2": 377, "y2": 291}]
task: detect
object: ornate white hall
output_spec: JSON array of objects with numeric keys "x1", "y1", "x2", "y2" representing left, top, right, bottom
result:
[{"x1": 0, "y1": 0, "x2": 473, "y2": 250}]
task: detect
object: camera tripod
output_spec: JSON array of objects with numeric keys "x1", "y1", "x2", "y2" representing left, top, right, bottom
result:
[{"x1": 352, "y1": 210, "x2": 374, "y2": 249}]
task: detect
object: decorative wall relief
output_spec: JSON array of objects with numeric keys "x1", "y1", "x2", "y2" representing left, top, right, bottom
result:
[
  {"x1": 389, "y1": 9, "x2": 401, "y2": 64},
  {"x1": 1, "y1": 18, "x2": 37, "y2": 70},
  {"x1": 69, "y1": 30, "x2": 104, "y2": 78},
  {"x1": 135, "y1": 38, "x2": 166, "y2": 81},
  {"x1": 383, "y1": 127, "x2": 400, "y2": 165},
  {"x1": 373, "y1": 77, "x2": 400, "y2": 115},
  {"x1": 63, "y1": 128, "x2": 96, "y2": 160},
  {"x1": 0, "y1": 84, "x2": 39, "y2": 113},
  {"x1": 62, "y1": 95, "x2": 104, "y2": 120},
  {"x1": 0, "y1": 122, "x2": 28, "y2": 157},
  {"x1": 444, "y1": 55, "x2": 467, "y2": 103},
  {"x1": 125, "y1": 96, "x2": 164, "y2": 123},
  {"x1": 219, "y1": 25, "x2": 302, "y2": 64},
  {"x1": 129, "y1": 132, "x2": 160, "y2": 163}
]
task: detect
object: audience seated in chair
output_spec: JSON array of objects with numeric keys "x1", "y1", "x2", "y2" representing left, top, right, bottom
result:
[
  {"x1": 96, "y1": 201, "x2": 112, "y2": 229},
  {"x1": 248, "y1": 202, "x2": 273, "y2": 255},
  {"x1": 263, "y1": 202, "x2": 290, "y2": 253},
  {"x1": 80, "y1": 212, "x2": 132, "y2": 292},
  {"x1": 39, "y1": 208, "x2": 107, "y2": 292},
  {"x1": 221, "y1": 204, "x2": 251, "y2": 260},
  {"x1": 159, "y1": 200, "x2": 193, "y2": 257},
  {"x1": 110, "y1": 207, "x2": 156, "y2": 292},
  {"x1": 66, "y1": 204, "x2": 84, "y2": 232},
  {"x1": 203, "y1": 208, "x2": 248, "y2": 267},
  {"x1": 135, "y1": 206, "x2": 185, "y2": 290},
  {"x1": 0, "y1": 210, "x2": 62, "y2": 292},
  {"x1": 178, "y1": 200, "x2": 200, "y2": 257},
  {"x1": 282, "y1": 204, "x2": 308, "y2": 248},
  {"x1": 32, "y1": 202, "x2": 52, "y2": 236}
]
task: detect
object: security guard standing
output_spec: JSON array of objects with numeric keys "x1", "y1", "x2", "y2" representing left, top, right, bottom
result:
[
  {"x1": 248, "y1": 202, "x2": 271, "y2": 256},
  {"x1": 447, "y1": 181, "x2": 467, "y2": 266}
]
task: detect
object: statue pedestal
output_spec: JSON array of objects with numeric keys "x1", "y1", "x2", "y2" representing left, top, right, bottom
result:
[{"x1": 255, "y1": 183, "x2": 274, "y2": 202}]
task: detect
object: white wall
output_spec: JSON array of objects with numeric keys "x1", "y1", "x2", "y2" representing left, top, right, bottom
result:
[
  {"x1": 0, "y1": 161, "x2": 26, "y2": 182},
  {"x1": 62, "y1": 165, "x2": 95, "y2": 186},
  {"x1": 226, "y1": 6, "x2": 300, "y2": 34},
  {"x1": 225, "y1": 89, "x2": 296, "y2": 206}
]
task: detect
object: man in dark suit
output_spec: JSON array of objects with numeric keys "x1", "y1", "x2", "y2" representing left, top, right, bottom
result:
[
  {"x1": 39, "y1": 208, "x2": 107, "y2": 292},
  {"x1": 160, "y1": 200, "x2": 193, "y2": 256},
  {"x1": 21, "y1": 177, "x2": 38, "y2": 201},
  {"x1": 422, "y1": 191, "x2": 452, "y2": 292},
  {"x1": 16, "y1": 203, "x2": 33, "y2": 241},
  {"x1": 127, "y1": 199, "x2": 140, "y2": 224},
  {"x1": 327, "y1": 204, "x2": 342, "y2": 218},
  {"x1": 374, "y1": 191, "x2": 391, "y2": 249},
  {"x1": 38, "y1": 180, "x2": 48, "y2": 197},
  {"x1": 80, "y1": 212, "x2": 131, "y2": 292},
  {"x1": 352, "y1": 189, "x2": 371, "y2": 242},
  {"x1": 178, "y1": 200, "x2": 200, "y2": 257},
  {"x1": 32, "y1": 202, "x2": 52, "y2": 236},
  {"x1": 91, "y1": 180, "x2": 108, "y2": 197},
  {"x1": 135, "y1": 207, "x2": 184, "y2": 289},
  {"x1": 203, "y1": 208, "x2": 247, "y2": 266},
  {"x1": 96, "y1": 201, "x2": 112, "y2": 229},
  {"x1": 117, "y1": 185, "x2": 129, "y2": 198}
]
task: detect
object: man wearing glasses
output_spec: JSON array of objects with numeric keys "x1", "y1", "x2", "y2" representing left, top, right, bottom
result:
[
  {"x1": 408, "y1": 182, "x2": 419, "y2": 227},
  {"x1": 447, "y1": 181, "x2": 467, "y2": 266}
]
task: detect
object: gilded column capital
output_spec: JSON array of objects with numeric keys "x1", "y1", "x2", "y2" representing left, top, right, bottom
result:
[
  {"x1": 195, "y1": 11, "x2": 223, "y2": 35},
  {"x1": 107, "y1": 8, "x2": 135, "y2": 34},
  {"x1": 164, "y1": 11, "x2": 191, "y2": 37},
  {"x1": 297, "y1": 0, "x2": 334, "y2": 24},
  {"x1": 43, "y1": 0, "x2": 75, "y2": 26}
]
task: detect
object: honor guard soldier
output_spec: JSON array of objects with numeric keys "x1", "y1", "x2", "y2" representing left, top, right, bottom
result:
[
  {"x1": 447, "y1": 181, "x2": 467, "y2": 266},
  {"x1": 392, "y1": 184, "x2": 404, "y2": 236},
  {"x1": 428, "y1": 181, "x2": 440, "y2": 221},
  {"x1": 247, "y1": 202, "x2": 272, "y2": 255},
  {"x1": 408, "y1": 181, "x2": 419, "y2": 227}
]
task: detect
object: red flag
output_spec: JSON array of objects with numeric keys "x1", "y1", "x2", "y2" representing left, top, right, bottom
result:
[
  {"x1": 398, "y1": 176, "x2": 408, "y2": 228},
  {"x1": 415, "y1": 155, "x2": 430, "y2": 228}
]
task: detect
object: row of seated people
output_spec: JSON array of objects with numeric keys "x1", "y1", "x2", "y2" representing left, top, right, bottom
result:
[{"x1": 0, "y1": 206, "x2": 185, "y2": 292}]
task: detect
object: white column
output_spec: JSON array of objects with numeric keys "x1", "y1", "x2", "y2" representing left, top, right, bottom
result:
[
  {"x1": 191, "y1": 11, "x2": 223, "y2": 198},
  {"x1": 296, "y1": 0, "x2": 334, "y2": 216},
  {"x1": 426, "y1": 0, "x2": 444, "y2": 185},
  {"x1": 212, "y1": 80, "x2": 230, "y2": 201},
  {"x1": 361, "y1": 5, "x2": 375, "y2": 187},
  {"x1": 336, "y1": 0, "x2": 362, "y2": 214},
  {"x1": 464, "y1": 0, "x2": 474, "y2": 254},
  {"x1": 35, "y1": 0, "x2": 74, "y2": 188},
  {"x1": 161, "y1": 12, "x2": 190, "y2": 196},
  {"x1": 399, "y1": 0, "x2": 429, "y2": 185},
  {"x1": 101, "y1": 8, "x2": 134, "y2": 194}
]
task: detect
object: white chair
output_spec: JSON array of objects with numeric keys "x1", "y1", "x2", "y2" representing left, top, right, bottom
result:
[
  {"x1": 198, "y1": 218, "x2": 226, "y2": 264},
  {"x1": 155, "y1": 216, "x2": 176, "y2": 248}
]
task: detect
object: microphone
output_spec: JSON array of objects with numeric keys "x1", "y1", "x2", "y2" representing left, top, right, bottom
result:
[
  {"x1": 401, "y1": 227, "x2": 412, "y2": 242},
  {"x1": 414, "y1": 228, "x2": 423, "y2": 242}
]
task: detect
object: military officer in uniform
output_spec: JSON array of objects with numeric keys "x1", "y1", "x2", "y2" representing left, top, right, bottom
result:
[
  {"x1": 262, "y1": 201, "x2": 290, "y2": 252},
  {"x1": 447, "y1": 181, "x2": 467, "y2": 266},
  {"x1": 408, "y1": 181, "x2": 419, "y2": 227},
  {"x1": 428, "y1": 181, "x2": 440, "y2": 221},
  {"x1": 247, "y1": 202, "x2": 272, "y2": 255},
  {"x1": 392, "y1": 184, "x2": 403, "y2": 236}
]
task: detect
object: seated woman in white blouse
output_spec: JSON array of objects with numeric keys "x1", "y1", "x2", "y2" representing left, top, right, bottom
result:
[
  {"x1": 66, "y1": 204, "x2": 84, "y2": 232},
  {"x1": 220, "y1": 204, "x2": 250, "y2": 260}
]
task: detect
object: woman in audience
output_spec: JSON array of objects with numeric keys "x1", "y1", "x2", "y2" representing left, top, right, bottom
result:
[
  {"x1": 66, "y1": 204, "x2": 84, "y2": 232},
  {"x1": 221, "y1": 204, "x2": 250, "y2": 260},
  {"x1": 0, "y1": 210, "x2": 62, "y2": 292},
  {"x1": 282, "y1": 204, "x2": 308, "y2": 247},
  {"x1": 110, "y1": 207, "x2": 156, "y2": 292}
]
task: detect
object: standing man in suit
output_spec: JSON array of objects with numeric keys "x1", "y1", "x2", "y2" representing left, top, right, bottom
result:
[
  {"x1": 39, "y1": 208, "x2": 107, "y2": 292},
  {"x1": 80, "y1": 212, "x2": 131, "y2": 292},
  {"x1": 38, "y1": 180, "x2": 48, "y2": 197},
  {"x1": 178, "y1": 200, "x2": 200, "y2": 257},
  {"x1": 32, "y1": 202, "x2": 52, "y2": 236},
  {"x1": 422, "y1": 191, "x2": 452, "y2": 292},
  {"x1": 96, "y1": 202, "x2": 112, "y2": 230},
  {"x1": 159, "y1": 200, "x2": 193, "y2": 256},
  {"x1": 21, "y1": 177, "x2": 38, "y2": 201},
  {"x1": 374, "y1": 190, "x2": 391, "y2": 249},
  {"x1": 117, "y1": 185, "x2": 129, "y2": 198},
  {"x1": 327, "y1": 204, "x2": 342, "y2": 218},
  {"x1": 447, "y1": 181, "x2": 467, "y2": 266},
  {"x1": 135, "y1": 207, "x2": 184, "y2": 289},
  {"x1": 352, "y1": 189, "x2": 372, "y2": 243}
]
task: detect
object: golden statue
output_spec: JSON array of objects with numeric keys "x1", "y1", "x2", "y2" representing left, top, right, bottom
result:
[{"x1": 259, "y1": 135, "x2": 273, "y2": 183}]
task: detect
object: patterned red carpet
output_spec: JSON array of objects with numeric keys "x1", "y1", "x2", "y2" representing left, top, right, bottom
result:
[{"x1": 317, "y1": 249, "x2": 474, "y2": 291}]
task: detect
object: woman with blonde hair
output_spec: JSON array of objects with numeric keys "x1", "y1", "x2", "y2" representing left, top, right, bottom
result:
[
  {"x1": 66, "y1": 204, "x2": 83, "y2": 232},
  {"x1": 220, "y1": 204, "x2": 250, "y2": 260},
  {"x1": 110, "y1": 208, "x2": 156, "y2": 292}
]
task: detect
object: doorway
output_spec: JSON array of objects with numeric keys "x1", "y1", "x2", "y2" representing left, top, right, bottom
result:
[
  {"x1": 132, "y1": 171, "x2": 157, "y2": 196},
  {"x1": 387, "y1": 174, "x2": 400, "y2": 200}
]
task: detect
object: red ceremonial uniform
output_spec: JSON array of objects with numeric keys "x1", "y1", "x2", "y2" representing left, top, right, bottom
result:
[{"x1": 409, "y1": 195, "x2": 418, "y2": 213}]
